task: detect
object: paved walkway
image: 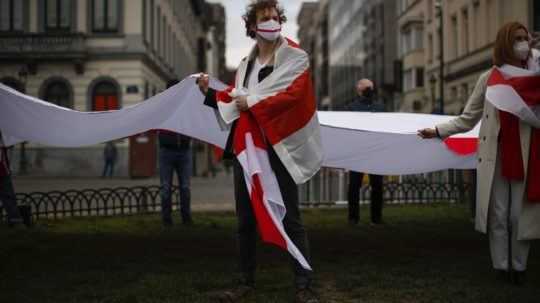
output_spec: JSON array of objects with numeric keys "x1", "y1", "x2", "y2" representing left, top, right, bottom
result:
[{"x1": 12, "y1": 173, "x2": 236, "y2": 212}]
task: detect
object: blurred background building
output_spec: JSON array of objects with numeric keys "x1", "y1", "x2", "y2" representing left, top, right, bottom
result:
[
  {"x1": 298, "y1": 0, "x2": 398, "y2": 110},
  {"x1": 398, "y1": 0, "x2": 538, "y2": 114},
  {"x1": 0, "y1": 0, "x2": 226, "y2": 177},
  {"x1": 297, "y1": 0, "x2": 330, "y2": 110},
  {"x1": 298, "y1": 0, "x2": 539, "y2": 113}
]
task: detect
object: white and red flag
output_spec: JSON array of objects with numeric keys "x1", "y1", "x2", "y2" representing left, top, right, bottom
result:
[
  {"x1": 213, "y1": 37, "x2": 322, "y2": 269},
  {"x1": 232, "y1": 111, "x2": 312, "y2": 270},
  {"x1": 215, "y1": 37, "x2": 323, "y2": 185}
]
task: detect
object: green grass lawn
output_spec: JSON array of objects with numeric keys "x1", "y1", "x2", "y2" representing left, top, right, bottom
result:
[{"x1": 1, "y1": 204, "x2": 539, "y2": 303}]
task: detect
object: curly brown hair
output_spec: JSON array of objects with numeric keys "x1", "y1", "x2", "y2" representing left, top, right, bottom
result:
[{"x1": 242, "y1": 0, "x2": 287, "y2": 39}]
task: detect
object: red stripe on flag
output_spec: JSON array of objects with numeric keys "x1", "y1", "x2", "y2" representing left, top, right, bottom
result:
[
  {"x1": 488, "y1": 68, "x2": 540, "y2": 106},
  {"x1": 285, "y1": 38, "x2": 301, "y2": 49},
  {"x1": 250, "y1": 70, "x2": 316, "y2": 145},
  {"x1": 234, "y1": 113, "x2": 267, "y2": 154},
  {"x1": 444, "y1": 138, "x2": 479, "y2": 156},
  {"x1": 250, "y1": 174, "x2": 287, "y2": 250}
]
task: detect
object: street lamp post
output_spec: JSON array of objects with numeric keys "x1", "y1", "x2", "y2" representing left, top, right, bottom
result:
[
  {"x1": 435, "y1": 0, "x2": 444, "y2": 114},
  {"x1": 429, "y1": 74, "x2": 437, "y2": 112}
]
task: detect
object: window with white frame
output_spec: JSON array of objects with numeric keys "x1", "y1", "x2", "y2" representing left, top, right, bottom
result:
[
  {"x1": 403, "y1": 68, "x2": 425, "y2": 92},
  {"x1": 400, "y1": 26, "x2": 424, "y2": 56},
  {"x1": 403, "y1": 69, "x2": 413, "y2": 91}
]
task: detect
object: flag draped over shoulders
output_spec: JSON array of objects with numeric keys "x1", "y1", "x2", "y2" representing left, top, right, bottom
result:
[{"x1": 216, "y1": 37, "x2": 323, "y2": 185}]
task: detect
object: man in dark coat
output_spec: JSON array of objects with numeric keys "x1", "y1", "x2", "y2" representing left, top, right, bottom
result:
[{"x1": 346, "y1": 79, "x2": 385, "y2": 225}]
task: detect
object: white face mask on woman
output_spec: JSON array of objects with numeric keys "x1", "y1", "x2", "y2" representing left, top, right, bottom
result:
[
  {"x1": 514, "y1": 41, "x2": 531, "y2": 61},
  {"x1": 256, "y1": 19, "x2": 281, "y2": 42}
]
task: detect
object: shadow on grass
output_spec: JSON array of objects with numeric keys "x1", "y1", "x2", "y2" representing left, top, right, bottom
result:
[{"x1": 0, "y1": 204, "x2": 539, "y2": 303}]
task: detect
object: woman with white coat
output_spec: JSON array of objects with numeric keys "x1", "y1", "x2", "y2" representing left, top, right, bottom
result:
[{"x1": 418, "y1": 22, "x2": 540, "y2": 285}]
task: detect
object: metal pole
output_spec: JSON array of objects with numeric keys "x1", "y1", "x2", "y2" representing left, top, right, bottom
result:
[{"x1": 438, "y1": 3, "x2": 445, "y2": 114}]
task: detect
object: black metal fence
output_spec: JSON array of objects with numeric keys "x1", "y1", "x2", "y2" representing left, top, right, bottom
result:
[{"x1": 0, "y1": 181, "x2": 474, "y2": 222}]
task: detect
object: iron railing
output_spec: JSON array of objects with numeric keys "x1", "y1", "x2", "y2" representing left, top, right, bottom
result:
[
  {"x1": 299, "y1": 169, "x2": 474, "y2": 206},
  {"x1": 1, "y1": 179, "x2": 473, "y2": 222}
]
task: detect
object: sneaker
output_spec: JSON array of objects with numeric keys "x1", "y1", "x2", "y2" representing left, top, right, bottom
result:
[
  {"x1": 213, "y1": 284, "x2": 255, "y2": 302},
  {"x1": 295, "y1": 287, "x2": 320, "y2": 303}
]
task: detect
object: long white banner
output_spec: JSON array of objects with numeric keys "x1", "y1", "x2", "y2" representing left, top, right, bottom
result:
[{"x1": 0, "y1": 76, "x2": 478, "y2": 176}]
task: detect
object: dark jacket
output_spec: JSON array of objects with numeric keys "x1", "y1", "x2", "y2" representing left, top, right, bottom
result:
[
  {"x1": 104, "y1": 142, "x2": 118, "y2": 162},
  {"x1": 204, "y1": 58, "x2": 274, "y2": 158},
  {"x1": 158, "y1": 130, "x2": 191, "y2": 150},
  {"x1": 346, "y1": 95, "x2": 386, "y2": 112}
]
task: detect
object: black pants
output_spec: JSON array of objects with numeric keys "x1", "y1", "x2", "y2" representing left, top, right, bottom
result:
[
  {"x1": 347, "y1": 171, "x2": 383, "y2": 224},
  {"x1": 233, "y1": 147, "x2": 311, "y2": 289},
  {"x1": 0, "y1": 174, "x2": 22, "y2": 225}
]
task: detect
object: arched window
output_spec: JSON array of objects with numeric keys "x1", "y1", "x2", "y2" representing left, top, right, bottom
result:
[
  {"x1": 42, "y1": 80, "x2": 72, "y2": 108},
  {"x1": 92, "y1": 81, "x2": 119, "y2": 111}
]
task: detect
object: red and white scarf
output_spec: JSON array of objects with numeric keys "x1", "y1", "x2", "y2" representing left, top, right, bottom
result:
[{"x1": 486, "y1": 60, "x2": 540, "y2": 202}]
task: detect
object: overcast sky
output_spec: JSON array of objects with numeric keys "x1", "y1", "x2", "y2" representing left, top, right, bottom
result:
[{"x1": 206, "y1": 0, "x2": 316, "y2": 69}]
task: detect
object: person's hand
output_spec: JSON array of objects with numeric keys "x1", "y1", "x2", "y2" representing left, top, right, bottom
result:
[
  {"x1": 235, "y1": 95, "x2": 249, "y2": 112},
  {"x1": 417, "y1": 128, "x2": 439, "y2": 139},
  {"x1": 197, "y1": 73, "x2": 209, "y2": 95}
]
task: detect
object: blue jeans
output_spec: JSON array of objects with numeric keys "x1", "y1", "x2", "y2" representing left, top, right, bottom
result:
[
  {"x1": 102, "y1": 160, "x2": 115, "y2": 177},
  {"x1": 159, "y1": 147, "x2": 192, "y2": 225}
]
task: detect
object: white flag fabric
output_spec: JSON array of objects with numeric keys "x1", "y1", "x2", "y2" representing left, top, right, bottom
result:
[
  {"x1": 0, "y1": 76, "x2": 479, "y2": 176},
  {"x1": 0, "y1": 76, "x2": 228, "y2": 148},
  {"x1": 318, "y1": 111, "x2": 479, "y2": 175}
]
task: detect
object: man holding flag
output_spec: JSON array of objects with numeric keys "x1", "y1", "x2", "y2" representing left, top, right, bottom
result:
[{"x1": 198, "y1": 0, "x2": 322, "y2": 302}]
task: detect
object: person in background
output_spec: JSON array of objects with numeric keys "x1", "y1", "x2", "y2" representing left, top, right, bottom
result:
[
  {"x1": 102, "y1": 141, "x2": 117, "y2": 178},
  {"x1": 158, "y1": 79, "x2": 193, "y2": 227},
  {"x1": 346, "y1": 79, "x2": 385, "y2": 226},
  {"x1": 0, "y1": 132, "x2": 23, "y2": 228}
]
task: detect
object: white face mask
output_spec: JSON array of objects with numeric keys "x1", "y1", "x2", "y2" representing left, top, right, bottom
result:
[
  {"x1": 514, "y1": 41, "x2": 530, "y2": 61},
  {"x1": 256, "y1": 19, "x2": 281, "y2": 41}
]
